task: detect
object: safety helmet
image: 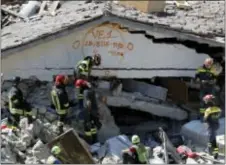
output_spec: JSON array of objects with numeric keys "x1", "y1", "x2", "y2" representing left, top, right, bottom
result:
[
  {"x1": 55, "y1": 75, "x2": 68, "y2": 85},
  {"x1": 12, "y1": 76, "x2": 21, "y2": 84},
  {"x1": 131, "y1": 135, "x2": 140, "y2": 144},
  {"x1": 51, "y1": 145, "x2": 61, "y2": 155},
  {"x1": 204, "y1": 58, "x2": 213, "y2": 68},
  {"x1": 203, "y1": 94, "x2": 215, "y2": 103}
]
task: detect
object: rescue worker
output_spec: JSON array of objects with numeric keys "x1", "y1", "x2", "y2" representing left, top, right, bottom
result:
[
  {"x1": 8, "y1": 76, "x2": 33, "y2": 127},
  {"x1": 46, "y1": 145, "x2": 62, "y2": 164},
  {"x1": 74, "y1": 55, "x2": 101, "y2": 79},
  {"x1": 75, "y1": 78, "x2": 92, "y2": 109},
  {"x1": 195, "y1": 58, "x2": 218, "y2": 119},
  {"x1": 84, "y1": 100, "x2": 98, "y2": 144},
  {"x1": 203, "y1": 94, "x2": 221, "y2": 159},
  {"x1": 122, "y1": 135, "x2": 150, "y2": 164},
  {"x1": 51, "y1": 75, "x2": 70, "y2": 134}
]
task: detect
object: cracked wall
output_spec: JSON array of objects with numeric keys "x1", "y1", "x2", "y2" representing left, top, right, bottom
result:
[{"x1": 2, "y1": 22, "x2": 210, "y2": 80}]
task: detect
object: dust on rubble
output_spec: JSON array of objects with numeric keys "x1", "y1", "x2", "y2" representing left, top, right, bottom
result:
[{"x1": 1, "y1": 77, "x2": 225, "y2": 164}]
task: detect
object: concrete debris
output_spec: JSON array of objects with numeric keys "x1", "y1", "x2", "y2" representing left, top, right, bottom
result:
[
  {"x1": 1, "y1": 77, "x2": 225, "y2": 164},
  {"x1": 106, "y1": 91, "x2": 188, "y2": 120},
  {"x1": 31, "y1": 140, "x2": 50, "y2": 160},
  {"x1": 48, "y1": 129, "x2": 95, "y2": 164},
  {"x1": 100, "y1": 135, "x2": 132, "y2": 164},
  {"x1": 120, "y1": 121, "x2": 168, "y2": 135},
  {"x1": 216, "y1": 135, "x2": 225, "y2": 156},
  {"x1": 1, "y1": 146, "x2": 17, "y2": 164},
  {"x1": 97, "y1": 100, "x2": 120, "y2": 143},
  {"x1": 122, "y1": 79, "x2": 168, "y2": 101},
  {"x1": 180, "y1": 118, "x2": 225, "y2": 146},
  {"x1": 19, "y1": 1, "x2": 41, "y2": 18},
  {"x1": 1, "y1": 0, "x2": 62, "y2": 28}
]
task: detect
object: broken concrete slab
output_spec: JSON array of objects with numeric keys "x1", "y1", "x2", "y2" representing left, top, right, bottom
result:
[
  {"x1": 97, "y1": 101, "x2": 120, "y2": 143},
  {"x1": 48, "y1": 129, "x2": 94, "y2": 164},
  {"x1": 19, "y1": 1, "x2": 41, "y2": 18},
  {"x1": 122, "y1": 79, "x2": 168, "y2": 101},
  {"x1": 1, "y1": 146, "x2": 17, "y2": 164},
  {"x1": 101, "y1": 135, "x2": 132, "y2": 164},
  {"x1": 180, "y1": 118, "x2": 225, "y2": 146},
  {"x1": 97, "y1": 80, "x2": 111, "y2": 90},
  {"x1": 106, "y1": 92, "x2": 188, "y2": 120},
  {"x1": 120, "y1": 121, "x2": 168, "y2": 135},
  {"x1": 32, "y1": 140, "x2": 50, "y2": 161}
]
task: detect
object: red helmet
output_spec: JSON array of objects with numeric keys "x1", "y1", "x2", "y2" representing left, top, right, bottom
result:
[
  {"x1": 55, "y1": 75, "x2": 68, "y2": 86},
  {"x1": 203, "y1": 94, "x2": 215, "y2": 103}
]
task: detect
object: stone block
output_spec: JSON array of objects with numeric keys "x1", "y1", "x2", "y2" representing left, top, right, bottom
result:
[
  {"x1": 101, "y1": 135, "x2": 132, "y2": 164},
  {"x1": 32, "y1": 140, "x2": 50, "y2": 160},
  {"x1": 112, "y1": 83, "x2": 122, "y2": 96},
  {"x1": 32, "y1": 107, "x2": 38, "y2": 117},
  {"x1": 122, "y1": 80, "x2": 168, "y2": 101},
  {"x1": 97, "y1": 80, "x2": 111, "y2": 89},
  {"x1": 216, "y1": 135, "x2": 225, "y2": 155},
  {"x1": 44, "y1": 112, "x2": 58, "y2": 122},
  {"x1": 180, "y1": 118, "x2": 225, "y2": 146},
  {"x1": 106, "y1": 94, "x2": 188, "y2": 120},
  {"x1": 37, "y1": 106, "x2": 47, "y2": 115}
]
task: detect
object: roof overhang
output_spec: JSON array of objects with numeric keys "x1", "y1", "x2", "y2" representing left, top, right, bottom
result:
[{"x1": 2, "y1": 13, "x2": 224, "y2": 57}]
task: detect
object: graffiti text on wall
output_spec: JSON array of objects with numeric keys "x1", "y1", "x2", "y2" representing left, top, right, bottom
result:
[{"x1": 72, "y1": 23, "x2": 134, "y2": 58}]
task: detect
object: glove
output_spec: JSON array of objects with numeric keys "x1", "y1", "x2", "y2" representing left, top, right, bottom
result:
[
  {"x1": 86, "y1": 82, "x2": 92, "y2": 88},
  {"x1": 50, "y1": 104, "x2": 55, "y2": 109}
]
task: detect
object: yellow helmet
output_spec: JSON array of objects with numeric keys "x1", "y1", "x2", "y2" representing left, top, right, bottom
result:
[
  {"x1": 51, "y1": 145, "x2": 61, "y2": 155},
  {"x1": 131, "y1": 135, "x2": 140, "y2": 144}
]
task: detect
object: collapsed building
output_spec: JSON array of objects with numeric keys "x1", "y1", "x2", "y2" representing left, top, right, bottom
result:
[{"x1": 1, "y1": 0, "x2": 225, "y2": 164}]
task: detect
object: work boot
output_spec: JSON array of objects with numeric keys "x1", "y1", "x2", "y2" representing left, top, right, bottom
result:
[
  {"x1": 59, "y1": 125, "x2": 64, "y2": 135},
  {"x1": 57, "y1": 121, "x2": 64, "y2": 135},
  {"x1": 213, "y1": 153, "x2": 218, "y2": 160}
]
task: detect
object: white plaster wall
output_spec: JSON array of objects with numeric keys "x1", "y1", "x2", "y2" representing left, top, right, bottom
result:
[{"x1": 2, "y1": 23, "x2": 209, "y2": 81}]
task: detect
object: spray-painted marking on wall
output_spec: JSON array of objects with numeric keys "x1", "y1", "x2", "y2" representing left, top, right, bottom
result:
[{"x1": 72, "y1": 23, "x2": 134, "y2": 59}]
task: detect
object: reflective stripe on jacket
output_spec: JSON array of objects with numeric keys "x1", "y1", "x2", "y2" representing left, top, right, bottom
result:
[
  {"x1": 51, "y1": 86, "x2": 69, "y2": 115},
  {"x1": 196, "y1": 66, "x2": 217, "y2": 81},
  {"x1": 91, "y1": 127, "x2": 97, "y2": 134},
  {"x1": 132, "y1": 144, "x2": 149, "y2": 163},
  {"x1": 204, "y1": 106, "x2": 221, "y2": 120}
]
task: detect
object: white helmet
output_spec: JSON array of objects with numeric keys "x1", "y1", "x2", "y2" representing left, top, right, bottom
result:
[
  {"x1": 204, "y1": 58, "x2": 213, "y2": 68},
  {"x1": 131, "y1": 135, "x2": 140, "y2": 144}
]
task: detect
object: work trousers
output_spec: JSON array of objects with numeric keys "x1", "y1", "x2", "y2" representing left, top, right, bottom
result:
[
  {"x1": 122, "y1": 152, "x2": 146, "y2": 164},
  {"x1": 8, "y1": 101, "x2": 33, "y2": 126},
  {"x1": 206, "y1": 122, "x2": 219, "y2": 158},
  {"x1": 78, "y1": 99, "x2": 84, "y2": 110},
  {"x1": 83, "y1": 121, "x2": 97, "y2": 144},
  {"x1": 57, "y1": 114, "x2": 67, "y2": 134}
]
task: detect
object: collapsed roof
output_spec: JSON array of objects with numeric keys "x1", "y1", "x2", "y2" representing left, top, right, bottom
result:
[{"x1": 1, "y1": 1, "x2": 225, "y2": 52}]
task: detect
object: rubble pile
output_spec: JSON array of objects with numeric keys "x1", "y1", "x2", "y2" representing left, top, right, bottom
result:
[
  {"x1": 1, "y1": 0, "x2": 63, "y2": 28},
  {"x1": 1, "y1": 77, "x2": 225, "y2": 164}
]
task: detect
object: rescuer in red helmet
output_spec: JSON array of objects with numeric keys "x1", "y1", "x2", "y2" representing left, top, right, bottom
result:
[
  {"x1": 203, "y1": 94, "x2": 221, "y2": 159},
  {"x1": 75, "y1": 78, "x2": 92, "y2": 110},
  {"x1": 50, "y1": 74, "x2": 71, "y2": 134}
]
